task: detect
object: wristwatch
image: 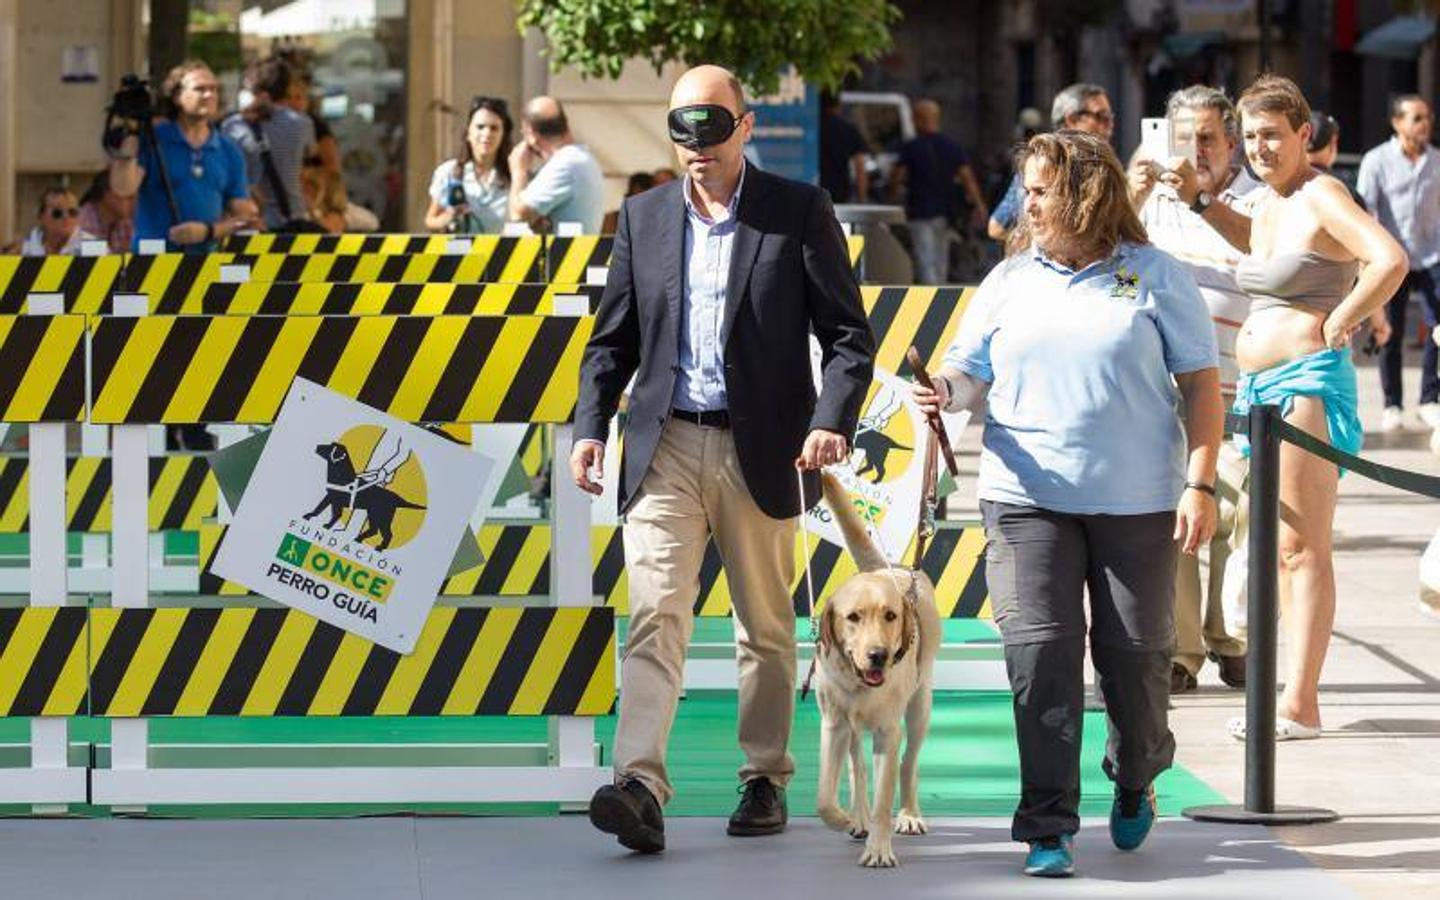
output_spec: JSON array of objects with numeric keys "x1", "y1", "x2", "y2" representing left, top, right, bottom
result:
[{"x1": 1189, "y1": 191, "x2": 1213, "y2": 215}]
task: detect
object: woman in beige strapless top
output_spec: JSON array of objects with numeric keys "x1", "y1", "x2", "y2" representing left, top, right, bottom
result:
[{"x1": 1214, "y1": 76, "x2": 1407, "y2": 740}]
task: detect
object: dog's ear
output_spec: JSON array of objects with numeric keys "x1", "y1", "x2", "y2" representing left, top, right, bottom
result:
[
  {"x1": 896, "y1": 596, "x2": 917, "y2": 663},
  {"x1": 818, "y1": 600, "x2": 839, "y2": 652}
]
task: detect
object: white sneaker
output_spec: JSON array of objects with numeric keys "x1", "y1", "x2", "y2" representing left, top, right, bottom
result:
[
  {"x1": 1381, "y1": 406, "x2": 1405, "y2": 432},
  {"x1": 1421, "y1": 403, "x2": 1440, "y2": 428}
]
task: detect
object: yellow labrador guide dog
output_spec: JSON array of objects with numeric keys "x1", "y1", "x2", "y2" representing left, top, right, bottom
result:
[{"x1": 815, "y1": 473, "x2": 941, "y2": 867}]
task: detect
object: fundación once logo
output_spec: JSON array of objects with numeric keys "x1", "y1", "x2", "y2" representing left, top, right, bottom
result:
[{"x1": 265, "y1": 425, "x2": 428, "y2": 624}]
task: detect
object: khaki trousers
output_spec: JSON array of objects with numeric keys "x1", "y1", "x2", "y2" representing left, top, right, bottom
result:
[
  {"x1": 613, "y1": 419, "x2": 798, "y2": 806},
  {"x1": 1172, "y1": 442, "x2": 1248, "y2": 674}
]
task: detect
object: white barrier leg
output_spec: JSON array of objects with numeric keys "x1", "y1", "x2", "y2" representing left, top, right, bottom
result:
[
  {"x1": 110, "y1": 294, "x2": 150, "y2": 811},
  {"x1": 549, "y1": 424, "x2": 600, "y2": 800},
  {"x1": 80, "y1": 425, "x2": 108, "y2": 583},
  {"x1": 27, "y1": 295, "x2": 72, "y2": 812}
]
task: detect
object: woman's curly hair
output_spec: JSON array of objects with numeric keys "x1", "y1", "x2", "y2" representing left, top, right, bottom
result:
[{"x1": 1006, "y1": 130, "x2": 1148, "y2": 258}]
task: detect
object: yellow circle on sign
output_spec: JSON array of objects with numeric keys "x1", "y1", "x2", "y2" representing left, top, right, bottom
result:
[{"x1": 329, "y1": 424, "x2": 428, "y2": 551}]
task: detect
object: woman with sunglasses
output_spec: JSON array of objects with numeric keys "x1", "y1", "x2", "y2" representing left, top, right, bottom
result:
[
  {"x1": 18, "y1": 187, "x2": 96, "y2": 256},
  {"x1": 425, "y1": 96, "x2": 513, "y2": 235}
]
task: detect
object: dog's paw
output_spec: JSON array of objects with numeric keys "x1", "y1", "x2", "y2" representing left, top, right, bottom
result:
[
  {"x1": 817, "y1": 803, "x2": 851, "y2": 833},
  {"x1": 858, "y1": 838, "x2": 898, "y2": 868},
  {"x1": 847, "y1": 820, "x2": 869, "y2": 841},
  {"x1": 894, "y1": 811, "x2": 928, "y2": 835}
]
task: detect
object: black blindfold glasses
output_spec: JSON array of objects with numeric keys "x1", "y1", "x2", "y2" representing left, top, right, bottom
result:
[{"x1": 668, "y1": 104, "x2": 743, "y2": 150}]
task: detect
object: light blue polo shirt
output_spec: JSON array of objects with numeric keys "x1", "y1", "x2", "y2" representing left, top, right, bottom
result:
[
  {"x1": 945, "y1": 241, "x2": 1218, "y2": 515},
  {"x1": 520, "y1": 144, "x2": 605, "y2": 233}
]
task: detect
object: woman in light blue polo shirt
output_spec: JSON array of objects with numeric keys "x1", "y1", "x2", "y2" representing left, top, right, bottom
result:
[{"x1": 913, "y1": 131, "x2": 1223, "y2": 877}]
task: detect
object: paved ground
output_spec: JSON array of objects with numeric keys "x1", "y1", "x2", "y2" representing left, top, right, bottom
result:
[{"x1": 0, "y1": 816, "x2": 1352, "y2": 899}]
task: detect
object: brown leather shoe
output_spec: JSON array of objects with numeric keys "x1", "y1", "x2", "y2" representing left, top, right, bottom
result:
[
  {"x1": 1170, "y1": 663, "x2": 1197, "y2": 694},
  {"x1": 1208, "y1": 650, "x2": 1246, "y2": 689}
]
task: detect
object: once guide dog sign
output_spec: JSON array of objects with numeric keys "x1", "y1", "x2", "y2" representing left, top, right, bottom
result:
[
  {"x1": 212, "y1": 378, "x2": 493, "y2": 653},
  {"x1": 804, "y1": 349, "x2": 969, "y2": 561}
]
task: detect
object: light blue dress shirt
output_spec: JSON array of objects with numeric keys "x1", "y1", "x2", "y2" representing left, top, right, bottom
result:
[
  {"x1": 945, "y1": 241, "x2": 1218, "y2": 515},
  {"x1": 1358, "y1": 136, "x2": 1440, "y2": 270},
  {"x1": 672, "y1": 165, "x2": 746, "y2": 412}
]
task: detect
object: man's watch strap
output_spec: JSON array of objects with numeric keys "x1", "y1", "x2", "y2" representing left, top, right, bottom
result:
[
  {"x1": 1189, "y1": 191, "x2": 1213, "y2": 215},
  {"x1": 1184, "y1": 480, "x2": 1217, "y2": 497}
]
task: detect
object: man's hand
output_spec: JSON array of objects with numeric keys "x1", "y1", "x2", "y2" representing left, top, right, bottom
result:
[
  {"x1": 796, "y1": 429, "x2": 849, "y2": 470},
  {"x1": 570, "y1": 440, "x2": 604, "y2": 496},
  {"x1": 910, "y1": 375, "x2": 950, "y2": 418},
  {"x1": 509, "y1": 141, "x2": 539, "y2": 178},
  {"x1": 114, "y1": 133, "x2": 140, "y2": 160},
  {"x1": 1157, "y1": 157, "x2": 1200, "y2": 206},
  {"x1": 1173, "y1": 487, "x2": 1217, "y2": 556},
  {"x1": 168, "y1": 221, "x2": 211, "y2": 245},
  {"x1": 1128, "y1": 157, "x2": 1160, "y2": 205}
]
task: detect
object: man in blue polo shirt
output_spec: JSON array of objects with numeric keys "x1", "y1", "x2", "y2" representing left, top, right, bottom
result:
[{"x1": 109, "y1": 60, "x2": 259, "y2": 251}]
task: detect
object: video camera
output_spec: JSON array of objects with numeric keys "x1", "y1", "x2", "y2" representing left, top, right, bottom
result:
[
  {"x1": 103, "y1": 73, "x2": 154, "y2": 155},
  {"x1": 111, "y1": 73, "x2": 155, "y2": 120}
]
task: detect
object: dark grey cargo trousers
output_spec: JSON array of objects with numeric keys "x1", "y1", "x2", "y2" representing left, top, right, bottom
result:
[{"x1": 981, "y1": 501, "x2": 1178, "y2": 842}]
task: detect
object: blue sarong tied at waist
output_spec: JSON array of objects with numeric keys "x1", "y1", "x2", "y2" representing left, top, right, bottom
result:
[{"x1": 1232, "y1": 347, "x2": 1363, "y2": 469}]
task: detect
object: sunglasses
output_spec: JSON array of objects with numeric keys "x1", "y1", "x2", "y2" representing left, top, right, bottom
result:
[
  {"x1": 47, "y1": 208, "x2": 79, "y2": 220},
  {"x1": 1076, "y1": 109, "x2": 1114, "y2": 124}
]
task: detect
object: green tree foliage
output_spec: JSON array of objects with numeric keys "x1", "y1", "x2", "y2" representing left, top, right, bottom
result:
[{"x1": 514, "y1": 0, "x2": 901, "y2": 95}]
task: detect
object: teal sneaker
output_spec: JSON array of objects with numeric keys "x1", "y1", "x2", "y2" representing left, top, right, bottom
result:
[
  {"x1": 1109, "y1": 783, "x2": 1156, "y2": 851},
  {"x1": 1023, "y1": 834, "x2": 1075, "y2": 877}
]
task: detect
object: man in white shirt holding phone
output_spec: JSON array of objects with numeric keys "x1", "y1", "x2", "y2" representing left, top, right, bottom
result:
[{"x1": 1128, "y1": 85, "x2": 1254, "y2": 695}]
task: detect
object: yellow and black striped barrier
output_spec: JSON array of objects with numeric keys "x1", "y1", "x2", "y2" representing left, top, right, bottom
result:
[
  {"x1": 591, "y1": 522, "x2": 990, "y2": 619},
  {"x1": 544, "y1": 235, "x2": 866, "y2": 283},
  {"x1": 221, "y1": 233, "x2": 523, "y2": 256},
  {"x1": 0, "y1": 606, "x2": 614, "y2": 717},
  {"x1": 118, "y1": 245, "x2": 548, "y2": 313},
  {"x1": 0, "y1": 455, "x2": 217, "y2": 533},
  {"x1": 196, "y1": 282, "x2": 603, "y2": 316},
  {"x1": 0, "y1": 255, "x2": 124, "y2": 315},
  {"x1": 201, "y1": 520, "x2": 989, "y2": 617},
  {"x1": 861, "y1": 285, "x2": 976, "y2": 375},
  {"x1": 88, "y1": 314, "x2": 591, "y2": 424},
  {"x1": 0, "y1": 315, "x2": 86, "y2": 422}
]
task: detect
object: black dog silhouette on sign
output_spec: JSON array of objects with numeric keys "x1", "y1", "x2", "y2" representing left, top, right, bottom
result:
[
  {"x1": 304, "y1": 441, "x2": 425, "y2": 551},
  {"x1": 852, "y1": 428, "x2": 912, "y2": 482}
]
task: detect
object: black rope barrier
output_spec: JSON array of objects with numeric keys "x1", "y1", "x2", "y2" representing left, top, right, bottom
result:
[{"x1": 1183, "y1": 402, "x2": 1440, "y2": 825}]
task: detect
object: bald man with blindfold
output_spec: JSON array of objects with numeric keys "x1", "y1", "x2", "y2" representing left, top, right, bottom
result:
[{"x1": 573, "y1": 65, "x2": 875, "y2": 854}]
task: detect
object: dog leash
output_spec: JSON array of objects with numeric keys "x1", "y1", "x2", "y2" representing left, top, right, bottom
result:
[{"x1": 797, "y1": 467, "x2": 821, "y2": 701}]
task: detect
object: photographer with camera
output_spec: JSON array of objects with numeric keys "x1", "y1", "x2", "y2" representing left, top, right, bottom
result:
[
  {"x1": 425, "y1": 96, "x2": 512, "y2": 235},
  {"x1": 107, "y1": 61, "x2": 258, "y2": 252}
]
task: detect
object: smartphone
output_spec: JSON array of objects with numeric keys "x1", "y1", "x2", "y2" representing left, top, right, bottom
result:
[
  {"x1": 1140, "y1": 117, "x2": 1197, "y2": 167},
  {"x1": 1140, "y1": 118, "x2": 1172, "y2": 164}
]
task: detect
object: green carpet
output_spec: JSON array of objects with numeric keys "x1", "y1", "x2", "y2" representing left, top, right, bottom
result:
[{"x1": 0, "y1": 691, "x2": 1221, "y2": 819}]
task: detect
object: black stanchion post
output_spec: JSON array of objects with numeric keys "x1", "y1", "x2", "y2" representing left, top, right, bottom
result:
[
  {"x1": 1184, "y1": 404, "x2": 1338, "y2": 825},
  {"x1": 1247, "y1": 400, "x2": 1280, "y2": 813}
]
